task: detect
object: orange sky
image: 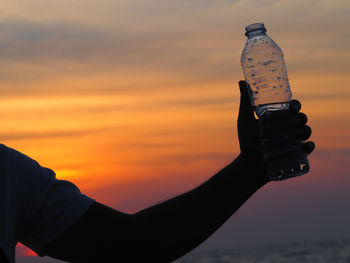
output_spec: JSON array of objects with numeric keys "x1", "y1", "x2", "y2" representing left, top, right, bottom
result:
[{"x1": 2, "y1": 0, "x2": 349, "y2": 261}]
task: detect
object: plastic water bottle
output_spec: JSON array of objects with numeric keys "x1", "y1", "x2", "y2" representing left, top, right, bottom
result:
[{"x1": 241, "y1": 22, "x2": 309, "y2": 180}]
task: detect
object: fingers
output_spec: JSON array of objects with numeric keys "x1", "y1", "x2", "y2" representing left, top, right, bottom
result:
[
  {"x1": 260, "y1": 109, "x2": 291, "y2": 124},
  {"x1": 260, "y1": 110, "x2": 308, "y2": 134},
  {"x1": 263, "y1": 143, "x2": 306, "y2": 163},
  {"x1": 303, "y1": 141, "x2": 315, "y2": 155},
  {"x1": 294, "y1": 125, "x2": 312, "y2": 141},
  {"x1": 293, "y1": 112, "x2": 308, "y2": 126},
  {"x1": 263, "y1": 140, "x2": 315, "y2": 159},
  {"x1": 261, "y1": 138, "x2": 299, "y2": 153},
  {"x1": 261, "y1": 110, "x2": 307, "y2": 127},
  {"x1": 259, "y1": 111, "x2": 307, "y2": 136},
  {"x1": 289, "y1": 99, "x2": 301, "y2": 113},
  {"x1": 261, "y1": 123, "x2": 312, "y2": 141},
  {"x1": 259, "y1": 99, "x2": 315, "y2": 170},
  {"x1": 263, "y1": 141, "x2": 314, "y2": 178},
  {"x1": 259, "y1": 100, "x2": 302, "y2": 124}
]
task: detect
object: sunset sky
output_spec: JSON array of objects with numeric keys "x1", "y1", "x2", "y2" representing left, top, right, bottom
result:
[{"x1": 0, "y1": 0, "x2": 349, "y2": 262}]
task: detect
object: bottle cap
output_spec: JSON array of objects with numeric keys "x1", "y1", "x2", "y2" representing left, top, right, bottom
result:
[{"x1": 245, "y1": 22, "x2": 266, "y2": 36}]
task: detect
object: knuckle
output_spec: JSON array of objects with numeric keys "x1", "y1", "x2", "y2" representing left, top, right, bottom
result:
[
  {"x1": 306, "y1": 125, "x2": 312, "y2": 135},
  {"x1": 299, "y1": 112, "x2": 308, "y2": 124},
  {"x1": 290, "y1": 100, "x2": 301, "y2": 112}
]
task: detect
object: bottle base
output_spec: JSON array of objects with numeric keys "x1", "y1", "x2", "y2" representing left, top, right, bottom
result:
[{"x1": 267, "y1": 158, "x2": 309, "y2": 181}]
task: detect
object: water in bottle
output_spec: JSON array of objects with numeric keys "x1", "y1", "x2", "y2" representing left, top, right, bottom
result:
[{"x1": 241, "y1": 22, "x2": 309, "y2": 180}]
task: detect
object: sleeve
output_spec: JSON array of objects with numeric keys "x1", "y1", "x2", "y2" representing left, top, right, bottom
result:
[{"x1": 3, "y1": 144, "x2": 95, "y2": 255}]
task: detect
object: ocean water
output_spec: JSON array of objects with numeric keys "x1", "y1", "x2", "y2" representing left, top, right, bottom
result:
[
  {"x1": 16, "y1": 238, "x2": 350, "y2": 262},
  {"x1": 175, "y1": 238, "x2": 350, "y2": 263}
]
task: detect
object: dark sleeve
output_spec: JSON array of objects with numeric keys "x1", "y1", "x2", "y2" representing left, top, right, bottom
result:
[
  {"x1": 41, "y1": 154, "x2": 268, "y2": 263},
  {"x1": 1, "y1": 144, "x2": 94, "y2": 255},
  {"x1": 0, "y1": 248, "x2": 8, "y2": 263}
]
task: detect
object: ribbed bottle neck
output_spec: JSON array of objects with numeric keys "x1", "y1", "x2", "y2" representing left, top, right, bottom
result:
[
  {"x1": 245, "y1": 29, "x2": 267, "y2": 38},
  {"x1": 245, "y1": 22, "x2": 267, "y2": 38}
]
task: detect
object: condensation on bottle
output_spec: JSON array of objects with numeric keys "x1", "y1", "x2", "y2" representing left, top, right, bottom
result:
[
  {"x1": 241, "y1": 22, "x2": 309, "y2": 180},
  {"x1": 241, "y1": 22, "x2": 291, "y2": 116}
]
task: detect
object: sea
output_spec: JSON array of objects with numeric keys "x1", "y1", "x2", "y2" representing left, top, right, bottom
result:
[
  {"x1": 174, "y1": 238, "x2": 350, "y2": 263},
  {"x1": 16, "y1": 237, "x2": 350, "y2": 262}
]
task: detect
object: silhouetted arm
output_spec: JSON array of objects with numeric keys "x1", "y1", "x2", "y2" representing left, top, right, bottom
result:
[
  {"x1": 40, "y1": 154, "x2": 266, "y2": 263},
  {"x1": 40, "y1": 81, "x2": 314, "y2": 262}
]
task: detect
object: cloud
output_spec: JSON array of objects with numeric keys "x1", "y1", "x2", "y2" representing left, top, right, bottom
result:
[
  {"x1": 0, "y1": 126, "x2": 118, "y2": 140},
  {"x1": 0, "y1": 0, "x2": 348, "y2": 100},
  {"x1": 300, "y1": 92, "x2": 350, "y2": 101},
  {"x1": 311, "y1": 148, "x2": 350, "y2": 158}
]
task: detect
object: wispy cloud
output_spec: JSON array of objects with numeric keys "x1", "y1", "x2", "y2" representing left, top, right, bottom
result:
[
  {"x1": 0, "y1": 126, "x2": 118, "y2": 140},
  {"x1": 1, "y1": 0, "x2": 348, "y2": 98}
]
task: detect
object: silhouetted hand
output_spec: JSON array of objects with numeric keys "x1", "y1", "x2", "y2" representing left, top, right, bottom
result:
[{"x1": 237, "y1": 80, "x2": 315, "y2": 182}]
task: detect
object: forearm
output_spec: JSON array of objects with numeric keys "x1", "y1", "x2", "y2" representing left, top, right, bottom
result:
[
  {"x1": 131, "y1": 153, "x2": 268, "y2": 262},
  {"x1": 41, "y1": 154, "x2": 268, "y2": 263}
]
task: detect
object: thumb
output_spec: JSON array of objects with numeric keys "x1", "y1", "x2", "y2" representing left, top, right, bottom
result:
[{"x1": 238, "y1": 80, "x2": 255, "y2": 122}]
